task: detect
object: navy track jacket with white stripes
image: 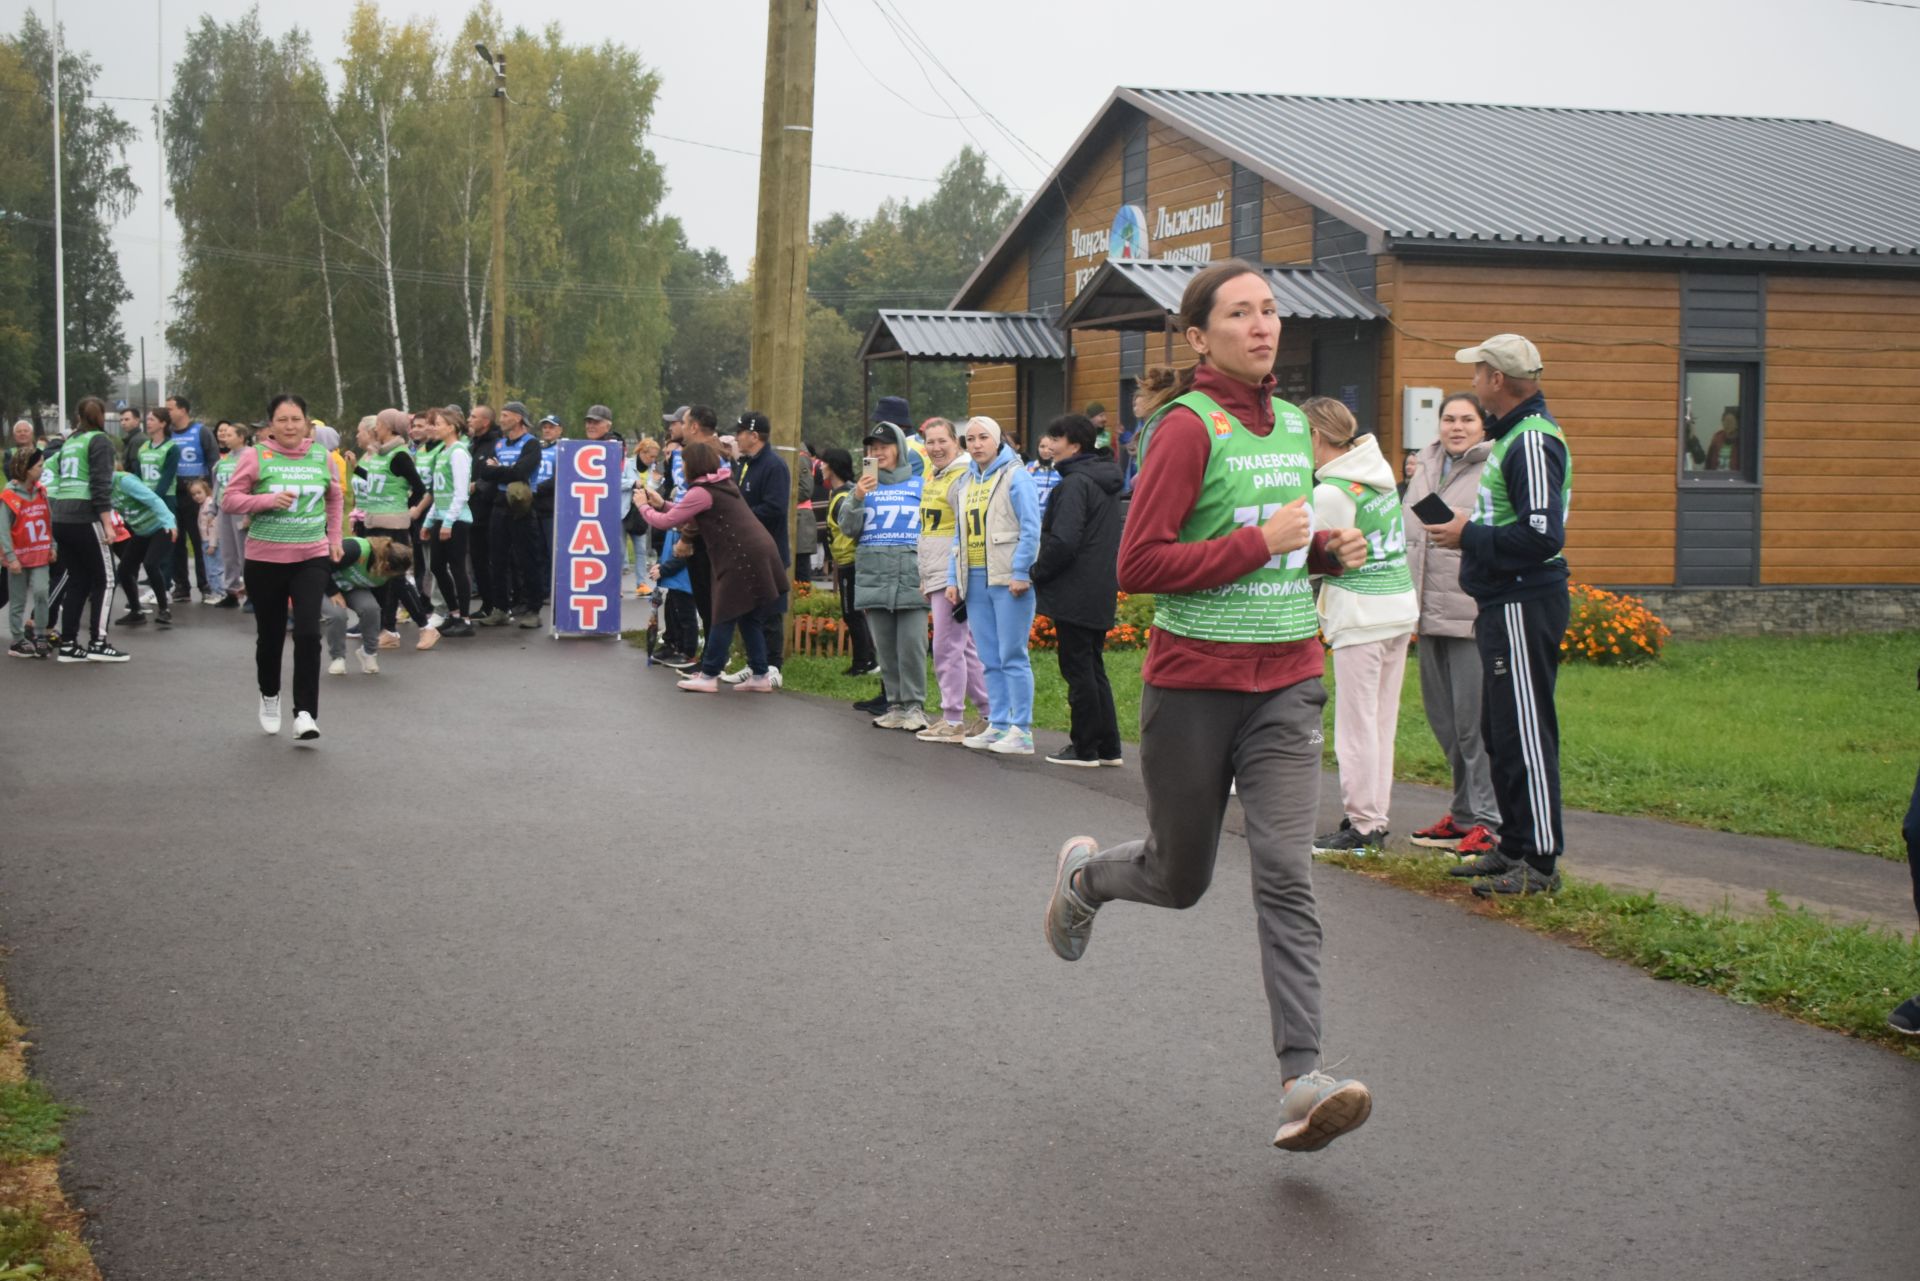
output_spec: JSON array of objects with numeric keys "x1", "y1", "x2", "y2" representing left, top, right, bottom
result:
[{"x1": 1458, "y1": 392, "x2": 1570, "y2": 607}]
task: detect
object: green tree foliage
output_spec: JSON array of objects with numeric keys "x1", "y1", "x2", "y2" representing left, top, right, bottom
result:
[
  {"x1": 166, "y1": 2, "x2": 671, "y2": 427},
  {"x1": 0, "y1": 13, "x2": 137, "y2": 422}
]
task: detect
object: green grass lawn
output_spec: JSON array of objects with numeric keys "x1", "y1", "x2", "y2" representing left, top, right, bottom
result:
[{"x1": 771, "y1": 629, "x2": 1918, "y2": 858}]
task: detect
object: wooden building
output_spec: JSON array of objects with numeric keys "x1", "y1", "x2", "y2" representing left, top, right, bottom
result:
[{"x1": 859, "y1": 91, "x2": 1920, "y2": 598}]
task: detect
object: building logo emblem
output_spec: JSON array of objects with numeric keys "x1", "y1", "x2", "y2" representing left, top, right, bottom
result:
[{"x1": 1109, "y1": 204, "x2": 1150, "y2": 261}]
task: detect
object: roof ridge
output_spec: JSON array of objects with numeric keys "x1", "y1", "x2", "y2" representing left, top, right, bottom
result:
[{"x1": 1121, "y1": 87, "x2": 1834, "y2": 128}]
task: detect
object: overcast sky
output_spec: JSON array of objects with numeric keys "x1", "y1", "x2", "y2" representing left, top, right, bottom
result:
[{"x1": 13, "y1": 0, "x2": 1918, "y2": 384}]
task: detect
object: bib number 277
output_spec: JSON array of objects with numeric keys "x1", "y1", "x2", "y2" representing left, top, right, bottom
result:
[{"x1": 1232, "y1": 504, "x2": 1310, "y2": 571}]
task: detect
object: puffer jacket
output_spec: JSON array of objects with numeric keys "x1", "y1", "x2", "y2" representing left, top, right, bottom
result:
[
  {"x1": 836, "y1": 421, "x2": 925, "y2": 611},
  {"x1": 1403, "y1": 437, "x2": 1493, "y2": 639},
  {"x1": 917, "y1": 454, "x2": 970, "y2": 596}
]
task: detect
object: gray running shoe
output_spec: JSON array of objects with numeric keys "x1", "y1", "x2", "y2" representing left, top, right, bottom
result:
[
  {"x1": 1044, "y1": 835, "x2": 1101, "y2": 961},
  {"x1": 1272, "y1": 1070, "x2": 1372, "y2": 1152},
  {"x1": 1447, "y1": 849, "x2": 1518, "y2": 879},
  {"x1": 1471, "y1": 863, "x2": 1563, "y2": 898}
]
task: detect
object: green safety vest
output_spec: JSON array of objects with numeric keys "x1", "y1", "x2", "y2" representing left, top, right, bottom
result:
[
  {"x1": 1149, "y1": 391, "x2": 1319, "y2": 644},
  {"x1": 137, "y1": 439, "x2": 177, "y2": 497},
  {"x1": 428, "y1": 440, "x2": 470, "y2": 522},
  {"x1": 356, "y1": 443, "x2": 408, "y2": 517},
  {"x1": 248, "y1": 448, "x2": 331, "y2": 544},
  {"x1": 1318, "y1": 478, "x2": 1413, "y2": 597},
  {"x1": 47, "y1": 431, "x2": 97, "y2": 503},
  {"x1": 1472, "y1": 415, "x2": 1574, "y2": 560},
  {"x1": 332, "y1": 535, "x2": 386, "y2": 588}
]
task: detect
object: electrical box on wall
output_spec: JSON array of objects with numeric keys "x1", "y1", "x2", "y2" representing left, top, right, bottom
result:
[{"x1": 1402, "y1": 387, "x2": 1443, "y2": 450}]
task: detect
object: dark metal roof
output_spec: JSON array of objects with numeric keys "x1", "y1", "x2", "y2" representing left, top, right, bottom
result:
[
  {"x1": 1059, "y1": 259, "x2": 1384, "y2": 329},
  {"x1": 859, "y1": 310, "x2": 1065, "y2": 363},
  {"x1": 1122, "y1": 90, "x2": 1920, "y2": 259}
]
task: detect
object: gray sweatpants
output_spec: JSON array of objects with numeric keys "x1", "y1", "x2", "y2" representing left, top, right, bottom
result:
[
  {"x1": 322, "y1": 587, "x2": 381, "y2": 658},
  {"x1": 1082, "y1": 679, "x2": 1328, "y2": 1080},
  {"x1": 215, "y1": 511, "x2": 248, "y2": 595},
  {"x1": 865, "y1": 606, "x2": 929, "y2": 712},
  {"x1": 1417, "y1": 634, "x2": 1500, "y2": 832}
]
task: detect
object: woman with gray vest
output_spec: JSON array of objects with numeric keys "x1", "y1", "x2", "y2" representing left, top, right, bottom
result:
[
  {"x1": 1305, "y1": 397, "x2": 1418, "y2": 855},
  {"x1": 842, "y1": 421, "x2": 930, "y2": 731},
  {"x1": 1402, "y1": 393, "x2": 1500, "y2": 858},
  {"x1": 1039, "y1": 261, "x2": 1374, "y2": 1153}
]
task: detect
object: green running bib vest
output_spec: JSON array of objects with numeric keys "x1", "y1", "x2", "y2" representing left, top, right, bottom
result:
[
  {"x1": 138, "y1": 439, "x2": 177, "y2": 497},
  {"x1": 1150, "y1": 391, "x2": 1319, "y2": 644},
  {"x1": 1320, "y1": 480, "x2": 1413, "y2": 598},
  {"x1": 356, "y1": 444, "x2": 408, "y2": 517},
  {"x1": 47, "y1": 430, "x2": 97, "y2": 503},
  {"x1": 247, "y1": 449, "x2": 331, "y2": 545},
  {"x1": 1473, "y1": 415, "x2": 1574, "y2": 555}
]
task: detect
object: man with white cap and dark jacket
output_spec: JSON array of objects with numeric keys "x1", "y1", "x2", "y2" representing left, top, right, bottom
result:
[{"x1": 1421, "y1": 333, "x2": 1573, "y2": 897}]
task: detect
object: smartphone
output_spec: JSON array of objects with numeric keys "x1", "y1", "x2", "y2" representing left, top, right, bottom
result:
[
  {"x1": 861, "y1": 457, "x2": 878, "y2": 481},
  {"x1": 1411, "y1": 492, "x2": 1455, "y2": 525}
]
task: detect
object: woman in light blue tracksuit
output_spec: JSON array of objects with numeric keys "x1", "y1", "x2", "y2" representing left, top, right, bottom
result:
[{"x1": 946, "y1": 416, "x2": 1041, "y2": 755}]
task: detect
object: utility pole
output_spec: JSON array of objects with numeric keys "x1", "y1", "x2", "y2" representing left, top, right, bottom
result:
[
  {"x1": 51, "y1": 0, "x2": 67, "y2": 431},
  {"x1": 476, "y1": 42, "x2": 507, "y2": 410},
  {"x1": 746, "y1": 0, "x2": 816, "y2": 604}
]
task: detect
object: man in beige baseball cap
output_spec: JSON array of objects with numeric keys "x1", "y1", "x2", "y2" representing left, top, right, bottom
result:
[{"x1": 1419, "y1": 329, "x2": 1574, "y2": 900}]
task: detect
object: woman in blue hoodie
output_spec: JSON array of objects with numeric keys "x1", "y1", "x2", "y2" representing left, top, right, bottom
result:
[{"x1": 945, "y1": 415, "x2": 1041, "y2": 755}]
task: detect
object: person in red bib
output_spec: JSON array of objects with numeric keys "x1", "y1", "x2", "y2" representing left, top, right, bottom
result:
[{"x1": 3, "y1": 450, "x2": 56, "y2": 657}]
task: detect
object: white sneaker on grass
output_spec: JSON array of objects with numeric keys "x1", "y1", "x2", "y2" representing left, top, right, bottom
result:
[
  {"x1": 357, "y1": 650, "x2": 380, "y2": 675},
  {"x1": 259, "y1": 695, "x2": 282, "y2": 734},
  {"x1": 293, "y1": 711, "x2": 320, "y2": 743},
  {"x1": 327, "y1": 657, "x2": 347, "y2": 676}
]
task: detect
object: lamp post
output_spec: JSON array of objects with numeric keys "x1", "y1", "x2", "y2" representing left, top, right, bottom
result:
[
  {"x1": 51, "y1": 0, "x2": 67, "y2": 431},
  {"x1": 474, "y1": 41, "x2": 507, "y2": 411}
]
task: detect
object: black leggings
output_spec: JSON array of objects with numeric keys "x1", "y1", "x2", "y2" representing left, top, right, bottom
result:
[
  {"x1": 377, "y1": 576, "x2": 432, "y2": 632},
  {"x1": 52, "y1": 522, "x2": 114, "y2": 643},
  {"x1": 244, "y1": 556, "x2": 329, "y2": 716},
  {"x1": 117, "y1": 530, "x2": 174, "y2": 612},
  {"x1": 429, "y1": 522, "x2": 471, "y2": 618}
]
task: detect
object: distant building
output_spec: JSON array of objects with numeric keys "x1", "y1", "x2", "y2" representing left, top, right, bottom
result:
[{"x1": 860, "y1": 90, "x2": 1920, "y2": 609}]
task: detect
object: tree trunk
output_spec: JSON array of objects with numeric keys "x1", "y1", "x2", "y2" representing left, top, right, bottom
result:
[{"x1": 377, "y1": 106, "x2": 409, "y2": 410}]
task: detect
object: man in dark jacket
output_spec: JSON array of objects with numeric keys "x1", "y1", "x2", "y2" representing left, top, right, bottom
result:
[
  {"x1": 729, "y1": 410, "x2": 790, "y2": 680},
  {"x1": 1029, "y1": 413, "x2": 1125, "y2": 767},
  {"x1": 1422, "y1": 333, "x2": 1573, "y2": 898},
  {"x1": 479, "y1": 401, "x2": 543, "y2": 626},
  {"x1": 466, "y1": 403, "x2": 504, "y2": 621}
]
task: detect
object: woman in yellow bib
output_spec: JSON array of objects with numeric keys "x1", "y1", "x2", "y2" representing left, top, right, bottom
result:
[{"x1": 944, "y1": 416, "x2": 1041, "y2": 755}]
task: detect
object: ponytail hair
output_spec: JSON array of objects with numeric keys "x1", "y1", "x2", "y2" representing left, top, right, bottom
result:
[
  {"x1": 1138, "y1": 363, "x2": 1187, "y2": 416},
  {"x1": 1300, "y1": 396, "x2": 1360, "y2": 449},
  {"x1": 75, "y1": 396, "x2": 106, "y2": 434}
]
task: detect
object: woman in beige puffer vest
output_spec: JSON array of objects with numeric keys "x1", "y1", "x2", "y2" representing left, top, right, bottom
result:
[{"x1": 1403, "y1": 392, "x2": 1501, "y2": 851}]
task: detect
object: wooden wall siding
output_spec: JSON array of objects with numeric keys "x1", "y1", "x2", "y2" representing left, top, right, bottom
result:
[
  {"x1": 1385, "y1": 260, "x2": 1683, "y2": 586},
  {"x1": 1145, "y1": 121, "x2": 1232, "y2": 266},
  {"x1": 1063, "y1": 131, "x2": 1126, "y2": 306},
  {"x1": 966, "y1": 254, "x2": 1031, "y2": 430},
  {"x1": 1763, "y1": 276, "x2": 1920, "y2": 584},
  {"x1": 1260, "y1": 185, "x2": 1314, "y2": 266}
]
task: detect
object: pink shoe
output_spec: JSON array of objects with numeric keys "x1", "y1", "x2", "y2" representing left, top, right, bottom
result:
[
  {"x1": 736, "y1": 672, "x2": 775, "y2": 692},
  {"x1": 415, "y1": 626, "x2": 441, "y2": 651},
  {"x1": 676, "y1": 673, "x2": 719, "y2": 693}
]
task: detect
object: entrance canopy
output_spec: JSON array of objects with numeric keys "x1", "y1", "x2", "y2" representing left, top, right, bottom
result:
[
  {"x1": 1058, "y1": 259, "x2": 1384, "y2": 331},
  {"x1": 858, "y1": 310, "x2": 1066, "y2": 363}
]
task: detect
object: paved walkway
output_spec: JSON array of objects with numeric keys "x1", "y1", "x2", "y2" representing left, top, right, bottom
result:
[{"x1": 0, "y1": 605, "x2": 1915, "y2": 1279}]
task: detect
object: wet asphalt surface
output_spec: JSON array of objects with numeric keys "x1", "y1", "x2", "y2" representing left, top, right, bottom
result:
[{"x1": 1, "y1": 601, "x2": 1916, "y2": 1280}]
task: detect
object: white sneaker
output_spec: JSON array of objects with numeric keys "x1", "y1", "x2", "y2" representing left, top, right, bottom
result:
[
  {"x1": 719, "y1": 666, "x2": 751, "y2": 685},
  {"x1": 259, "y1": 695, "x2": 282, "y2": 734},
  {"x1": 962, "y1": 725, "x2": 1005, "y2": 750},
  {"x1": 989, "y1": 727, "x2": 1035, "y2": 755},
  {"x1": 357, "y1": 650, "x2": 379, "y2": 675},
  {"x1": 897, "y1": 707, "x2": 929, "y2": 732},
  {"x1": 767, "y1": 665, "x2": 783, "y2": 689},
  {"x1": 873, "y1": 707, "x2": 907, "y2": 730},
  {"x1": 426, "y1": 612, "x2": 446, "y2": 631},
  {"x1": 327, "y1": 657, "x2": 347, "y2": 676},
  {"x1": 293, "y1": 711, "x2": 320, "y2": 743}
]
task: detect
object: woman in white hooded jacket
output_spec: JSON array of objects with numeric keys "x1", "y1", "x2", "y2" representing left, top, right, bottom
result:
[{"x1": 1304, "y1": 398, "x2": 1418, "y2": 853}]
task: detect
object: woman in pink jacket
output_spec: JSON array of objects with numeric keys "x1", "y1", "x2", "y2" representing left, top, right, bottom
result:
[{"x1": 219, "y1": 394, "x2": 344, "y2": 743}]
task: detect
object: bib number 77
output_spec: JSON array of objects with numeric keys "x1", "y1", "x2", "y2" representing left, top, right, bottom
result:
[
  {"x1": 1232, "y1": 504, "x2": 1311, "y2": 570},
  {"x1": 267, "y1": 483, "x2": 326, "y2": 514}
]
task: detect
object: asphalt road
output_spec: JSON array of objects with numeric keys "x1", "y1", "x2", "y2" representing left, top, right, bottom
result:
[{"x1": 2, "y1": 604, "x2": 1916, "y2": 1280}]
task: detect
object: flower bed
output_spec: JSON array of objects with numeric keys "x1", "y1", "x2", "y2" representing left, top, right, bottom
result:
[
  {"x1": 1030, "y1": 592, "x2": 1154, "y2": 652},
  {"x1": 1562, "y1": 583, "x2": 1671, "y2": 666}
]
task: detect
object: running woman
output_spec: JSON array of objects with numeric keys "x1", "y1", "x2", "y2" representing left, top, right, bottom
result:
[
  {"x1": 420, "y1": 406, "x2": 476, "y2": 638},
  {"x1": 220, "y1": 393, "x2": 344, "y2": 742},
  {"x1": 46, "y1": 397, "x2": 129, "y2": 662},
  {"x1": 1039, "y1": 261, "x2": 1373, "y2": 1152}
]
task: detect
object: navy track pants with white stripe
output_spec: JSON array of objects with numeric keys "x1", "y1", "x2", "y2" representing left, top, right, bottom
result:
[{"x1": 1476, "y1": 590, "x2": 1570, "y2": 867}]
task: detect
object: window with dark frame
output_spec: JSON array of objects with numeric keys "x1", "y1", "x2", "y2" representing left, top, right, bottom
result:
[{"x1": 1680, "y1": 362, "x2": 1759, "y2": 482}]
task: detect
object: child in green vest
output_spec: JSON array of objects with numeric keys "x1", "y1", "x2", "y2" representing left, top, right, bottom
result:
[{"x1": 324, "y1": 535, "x2": 412, "y2": 675}]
